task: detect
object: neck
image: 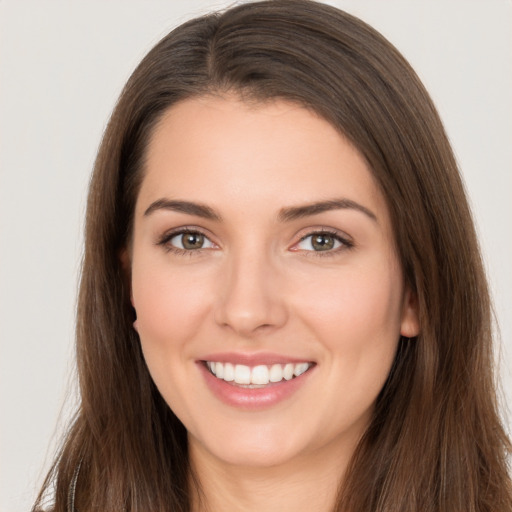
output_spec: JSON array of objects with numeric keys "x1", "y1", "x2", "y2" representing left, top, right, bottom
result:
[{"x1": 188, "y1": 436, "x2": 355, "y2": 512}]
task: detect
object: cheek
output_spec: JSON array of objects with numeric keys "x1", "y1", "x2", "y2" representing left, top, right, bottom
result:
[
  {"x1": 294, "y1": 258, "x2": 403, "y2": 380},
  {"x1": 295, "y1": 262, "x2": 403, "y2": 430},
  {"x1": 131, "y1": 261, "x2": 211, "y2": 351},
  {"x1": 301, "y1": 263, "x2": 402, "y2": 332},
  {"x1": 130, "y1": 260, "x2": 215, "y2": 421}
]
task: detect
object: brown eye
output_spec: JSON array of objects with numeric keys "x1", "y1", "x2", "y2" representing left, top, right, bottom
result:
[
  {"x1": 296, "y1": 232, "x2": 346, "y2": 252},
  {"x1": 182, "y1": 233, "x2": 204, "y2": 250},
  {"x1": 168, "y1": 231, "x2": 214, "y2": 251},
  {"x1": 311, "y1": 234, "x2": 335, "y2": 251}
]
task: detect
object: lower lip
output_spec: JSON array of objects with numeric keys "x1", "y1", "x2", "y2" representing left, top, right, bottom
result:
[{"x1": 197, "y1": 362, "x2": 314, "y2": 410}]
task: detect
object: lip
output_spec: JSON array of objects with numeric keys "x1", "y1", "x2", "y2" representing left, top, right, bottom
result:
[
  {"x1": 199, "y1": 351, "x2": 313, "y2": 366},
  {"x1": 197, "y1": 353, "x2": 315, "y2": 410}
]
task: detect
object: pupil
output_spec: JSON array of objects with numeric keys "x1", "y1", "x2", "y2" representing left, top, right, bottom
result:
[
  {"x1": 312, "y1": 234, "x2": 334, "y2": 251},
  {"x1": 183, "y1": 233, "x2": 204, "y2": 250}
]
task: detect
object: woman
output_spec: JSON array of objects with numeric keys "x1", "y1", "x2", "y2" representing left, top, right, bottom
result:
[{"x1": 33, "y1": 1, "x2": 512, "y2": 510}]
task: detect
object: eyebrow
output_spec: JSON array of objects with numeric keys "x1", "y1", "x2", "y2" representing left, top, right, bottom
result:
[
  {"x1": 143, "y1": 197, "x2": 377, "y2": 223},
  {"x1": 144, "y1": 199, "x2": 222, "y2": 221},
  {"x1": 278, "y1": 198, "x2": 377, "y2": 223}
]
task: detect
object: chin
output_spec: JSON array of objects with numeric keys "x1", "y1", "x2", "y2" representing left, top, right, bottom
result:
[{"x1": 189, "y1": 425, "x2": 310, "y2": 469}]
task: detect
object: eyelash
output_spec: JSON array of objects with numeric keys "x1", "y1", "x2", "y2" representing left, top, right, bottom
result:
[
  {"x1": 295, "y1": 229, "x2": 354, "y2": 257},
  {"x1": 156, "y1": 227, "x2": 354, "y2": 257},
  {"x1": 156, "y1": 227, "x2": 213, "y2": 256}
]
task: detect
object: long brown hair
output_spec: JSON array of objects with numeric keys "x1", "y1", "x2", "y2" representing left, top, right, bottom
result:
[{"x1": 33, "y1": 1, "x2": 512, "y2": 510}]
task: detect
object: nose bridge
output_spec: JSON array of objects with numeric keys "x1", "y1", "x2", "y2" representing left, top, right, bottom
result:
[{"x1": 214, "y1": 244, "x2": 287, "y2": 335}]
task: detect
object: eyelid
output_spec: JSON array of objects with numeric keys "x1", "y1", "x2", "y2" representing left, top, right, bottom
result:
[
  {"x1": 155, "y1": 225, "x2": 353, "y2": 256},
  {"x1": 156, "y1": 226, "x2": 218, "y2": 253},
  {"x1": 290, "y1": 227, "x2": 354, "y2": 254}
]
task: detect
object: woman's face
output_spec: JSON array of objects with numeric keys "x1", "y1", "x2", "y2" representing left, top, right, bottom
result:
[{"x1": 129, "y1": 96, "x2": 419, "y2": 470}]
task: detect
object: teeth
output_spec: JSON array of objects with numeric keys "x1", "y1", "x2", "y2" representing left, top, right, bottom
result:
[
  {"x1": 206, "y1": 361, "x2": 312, "y2": 385},
  {"x1": 234, "y1": 364, "x2": 251, "y2": 384},
  {"x1": 283, "y1": 363, "x2": 294, "y2": 380},
  {"x1": 251, "y1": 365, "x2": 270, "y2": 385},
  {"x1": 269, "y1": 364, "x2": 283, "y2": 383},
  {"x1": 294, "y1": 362, "x2": 309, "y2": 377},
  {"x1": 223, "y1": 362, "x2": 235, "y2": 382}
]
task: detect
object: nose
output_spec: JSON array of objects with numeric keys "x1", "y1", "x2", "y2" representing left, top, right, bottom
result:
[{"x1": 214, "y1": 251, "x2": 288, "y2": 337}]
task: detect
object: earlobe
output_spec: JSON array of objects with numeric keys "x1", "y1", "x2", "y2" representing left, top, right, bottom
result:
[
  {"x1": 119, "y1": 248, "x2": 138, "y2": 331},
  {"x1": 119, "y1": 248, "x2": 135, "y2": 307},
  {"x1": 400, "y1": 288, "x2": 420, "y2": 338}
]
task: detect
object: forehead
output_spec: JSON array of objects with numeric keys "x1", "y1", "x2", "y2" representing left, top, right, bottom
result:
[{"x1": 137, "y1": 95, "x2": 388, "y2": 224}]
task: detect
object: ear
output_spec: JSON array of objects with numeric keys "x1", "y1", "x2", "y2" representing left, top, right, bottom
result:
[
  {"x1": 120, "y1": 248, "x2": 139, "y2": 331},
  {"x1": 400, "y1": 287, "x2": 420, "y2": 338},
  {"x1": 119, "y1": 248, "x2": 134, "y2": 307}
]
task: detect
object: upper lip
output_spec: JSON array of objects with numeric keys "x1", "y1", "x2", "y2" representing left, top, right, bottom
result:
[{"x1": 198, "y1": 352, "x2": 315, "y2": 366}]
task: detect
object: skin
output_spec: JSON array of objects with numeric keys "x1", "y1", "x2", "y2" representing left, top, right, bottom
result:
[{"x1": 127, "y1": 95, "x2": 420, "y2": 511}]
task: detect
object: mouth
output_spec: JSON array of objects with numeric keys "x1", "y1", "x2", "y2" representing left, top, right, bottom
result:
[{"x1": 203, "y1": 361, "x2": 315, "y2": 388}]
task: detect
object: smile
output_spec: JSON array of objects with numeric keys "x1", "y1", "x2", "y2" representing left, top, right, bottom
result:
[{"x1": 205, "y1": 361, "x2": 313, "y2": 386}]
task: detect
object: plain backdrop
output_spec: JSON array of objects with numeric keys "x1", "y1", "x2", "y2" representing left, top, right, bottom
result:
[{"x1": 1, "y1": 1, "x2": 511, "y2": 511}]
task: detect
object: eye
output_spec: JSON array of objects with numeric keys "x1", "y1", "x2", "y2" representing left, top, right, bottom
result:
[
  {"x1": 295, "y1": 231, "x2": 350, "y2": 252},
  {"x1": 166, "y1": 230, "x2": 216, "y2": 251}
]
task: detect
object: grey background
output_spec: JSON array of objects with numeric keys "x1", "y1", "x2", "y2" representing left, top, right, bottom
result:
[{"x1": 1, "y1": 1, "x2": 510, "y2": 511}]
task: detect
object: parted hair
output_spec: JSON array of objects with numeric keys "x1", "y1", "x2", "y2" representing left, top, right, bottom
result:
[{"x1": 33, "y1": 1, "x2": 512, "y2": 511}]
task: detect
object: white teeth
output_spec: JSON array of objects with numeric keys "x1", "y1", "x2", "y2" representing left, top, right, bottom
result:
[
  {"x1": 251, "y1": 365, "x2": 270, "y2": 385},
  {"x1": 234, "y1": 364, "x2": 251, "y2": 384},
  {"x1": 294, "y1": 362, "x2": 309, "y2": 377},
  {"x1": 207, "y1": 361, "x2": 312, "y2": 385},
  {"x1": 269, "y1": 364, "x2": 283, "y2": 383},
  {"x1": 283, "y1": 363, "x2": 294, "y2": 380},
  {"x1": 223, "y1": 362, "x2": 235, "y2": 382},
  {"x1": 215, "y1": 362, "x2": 224, "y2": 379}
]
